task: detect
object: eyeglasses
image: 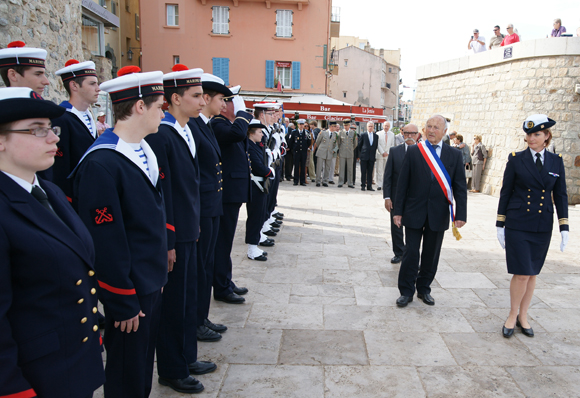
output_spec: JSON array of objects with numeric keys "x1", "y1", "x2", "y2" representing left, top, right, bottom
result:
[
  {"x1": 403, "y1": 131, "x2": 418, "y2": 136},
  {"x1": 1, "y1": 126, "x2": 61, "y2": 137}
]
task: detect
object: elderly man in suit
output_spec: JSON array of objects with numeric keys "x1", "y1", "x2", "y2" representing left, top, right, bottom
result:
[
  {"x1": 337, "y1": 120, "x2": 358, "y2": 188},
  {"x1": 375, "y1": 121, "x2": 394, "y2": 191},
  {"x1": 393, "y1": 115, "x2": 467, "y2": 307},
  {"x1": 357, "y1": 121, "x2": 379, "y2": 191},
  {"x1": 383, "y1": 124, "x2": 420, "y2": 264},
  {"x1": 314, "y1": 121, "x2": 338, "y2": 187}
]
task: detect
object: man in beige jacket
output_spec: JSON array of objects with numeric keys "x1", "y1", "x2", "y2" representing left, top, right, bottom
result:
[
  {"x1": 336, "y1": 120, "x2": 358, "y2": 188},
  {"x1": 375, "y1": 121, "x2": 394, "y2": 190},
  {"x1": 314, "y1": 121, "x2": 338, "y2": 187}
]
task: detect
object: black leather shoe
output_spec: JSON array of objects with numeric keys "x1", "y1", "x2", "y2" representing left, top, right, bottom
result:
[
  {"x1": 417, "y1": 293, "x2": 435, "y2": 306},
  {"x1": 159, "y1": 375, "x2": 204, "y2": 393},
  {"x1": 377, "y1": 187, "x2": 382, "y2": 190},
  {"x1": 293, "y1": 182, "x2": 298, "y2": 186},
  {"x1": 328, "y1": 181, "x2": 335, "y2": 184},
  {"x1": 300, "y1": 183, "x2": 307, "y2": 186},
  {"x1": 233, "y1": 286, "x2": 249, "y2": 295},
  {"x1": 214, "y1": 292, "x2": 245, "y2": 304},
  {"x1": 271, "y1": 220, "x2": 282, "y2": 226},
  {"x1": 502, "y1": 325, "x2": 515, "y2": 338},
  {"x1": 322, "y1": 183, "x2": 329, "y2": 187},
  {"x1": 259, "y1": 240, "x2": 275, "y2": 247},
  {"x1": 391, "y1": 256, "x2": 401, "y2": 264},
  {"x1": 516, "y1": 316, "x2": 534, "y2": 337},
  {"x1": 188, "y1": 361, "x2": 217, "y2": 375},
  {"x1": 204, "y1": 318, "x2": 227, "y2": 333},
  {"x1": 264, "y1": 230, "x2": 277, "y2": 237},
  {"x1": 348, "y1": 185, "x2": 354, "y2": 188},
  {"x1": 338, "y1": 184, "x2": 343, "y2": 188},
  {"x1": 361, "y1": 187, "x2": 366, "y2": 191},
  {"x1": 248, "y1": 254, "x2": 267, "y2": 261},
  {"x1": 316, "y1": 183, "x2": 321, "y2": 187},
  {"x1": 196, "y1": 325, "x2": 221, "y2": 342},
  {"x1": 396, "y1": 295, "x2": 413, "y2": 307},
  {"x1": 269, "y1": 227, "x2": 280, "y2": 232},
  {"x1": 368, "y1": 188, "x2": 376, "y2": 191},
  {"x1": 274, "y1": 212, "x2": 284, "y2": 219}
]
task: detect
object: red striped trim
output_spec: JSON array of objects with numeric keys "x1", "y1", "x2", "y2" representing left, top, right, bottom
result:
[
  {"x1": 99, "y1": 334, "x2": 103, "y2": 345},
  {"x1": 97, "y1": 280, "x2": 136, "y2": 295},
  {"x1": 1, "y1": 389, "x2": 37, "y2": 398},
  {"x1": 265, "y1": 169, "x2": 272, "y2": 178},
  {"x1": 166, "y1": 223, "x2": 175, "y2": 232},
  {"x1": 66, "y1": 196, "x2": 72, "y2": 203}
]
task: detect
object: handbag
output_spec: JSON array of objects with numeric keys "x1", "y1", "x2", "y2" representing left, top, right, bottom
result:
[{"x1": 465, "y1": 164, "x2": 473, "y2": 178}]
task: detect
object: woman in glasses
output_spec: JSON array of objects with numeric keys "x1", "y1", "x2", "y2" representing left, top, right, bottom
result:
[{"x1": 0, "y1": 88, "x2": 104, "y2": 398}]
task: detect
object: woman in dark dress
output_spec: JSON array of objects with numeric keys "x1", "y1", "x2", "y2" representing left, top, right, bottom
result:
[{"x1": 496, "y1": 114, "x2": 569, "y2": 338}]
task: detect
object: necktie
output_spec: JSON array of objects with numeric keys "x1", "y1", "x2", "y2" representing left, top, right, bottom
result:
[
  {"x1": 536, "y1": 153, "x2": 543, "y2": 172},
  {"x1": 433, "y1": 144, "x2": 440, "y2": 157},
  {"x1": 31, "y1": 185, "x2": 58, "y2": 217}
]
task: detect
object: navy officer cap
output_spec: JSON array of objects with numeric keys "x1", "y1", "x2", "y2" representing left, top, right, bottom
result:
[{"x1": 523, "y1": 114, "x2": 556, "y2": 134}]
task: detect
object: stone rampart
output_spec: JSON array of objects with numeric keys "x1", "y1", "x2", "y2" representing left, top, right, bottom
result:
[{"x1": 413, "y1": 37, "x2": 580, "y2": 204}]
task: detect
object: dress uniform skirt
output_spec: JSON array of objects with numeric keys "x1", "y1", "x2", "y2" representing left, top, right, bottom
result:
[{"x1": 505, "y1": 228, "x2": 551, "y2": 275}]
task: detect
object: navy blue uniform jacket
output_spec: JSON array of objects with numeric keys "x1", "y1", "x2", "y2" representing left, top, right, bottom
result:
[
  {"x1": 210, "y1": 111, "x2": 252, "y2": 204},
  {"x1": 43, "y1": 102, "x2": 96, "y2": 201},
  {"x1": 248, "y1": 140, "x2": 273, "y2": 180},
  {"x1": 496, "y1": 150, "x2": 569, "y2": 232},
  {"x1": 72, "y1": 132, "x2": 168, "y2": 322},
  {"x1": 288, "y1": 130, "x2": 310, "y2": 156},
  {"x1": 0, "y1": 173, "x2": 104, "y2": 398},
  {"x1": 188, "y1": 116, "x2": 223, "y2": 217},
  {"x1": 394, "y1": 143, "x2": 467, "y2": 231},
  {"x1": 146, "y1": 114, "x2": 201, "y2": 247},
  {"x1": 383, "y1": 143, "x2": 406, "y2": 201}
]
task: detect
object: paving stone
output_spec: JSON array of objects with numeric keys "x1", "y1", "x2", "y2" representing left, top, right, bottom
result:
[
  {"x1": 395, "y1": 307, "x2": 474, "y2": 333},
  {"x1": 506, "y1": 366, "x2": 580, "y2": 398},
  {"x1": 537, "y1": 273, "x2": 580, "y2": 289},
  {"x1": 246, "y1": 303, "x2": 323, "y2": 329},
  {"x1": 533, "y1": 288, "x2": 580, "y2": 308},
  {"x1": 279, "y1": 330, "x2": 368, "y2": 365},
  {"x1": 207, "y1": 300, "x2": 252, "y2": 328},
  {"x1": 324, "y1": 305, "x2": 400, "y2": 331},
  {"x1": 322, "y1": 243, "x2": 371, "y2": 257},
  {"x1": 296, "y1": 254, "x2": 350, "y2": 270},
  {"x1": 240, "y1": 283, "x2": 291, "y2": 304},
  {"x1": 473, "y1": 288, "x2": 549, "y2": 308},
  {"x1": 325, "y1": 366, "x2": 426, "y2": 398},
  {"x1": 529, "y1": 308, "x2": 580, "y2": 332},
  {"x1": 219, "y1": 365, "x2": 324, "y2": 398},
  {"x1": 198, "y1": 327, "x2": 281, "y2": 365},
  {"x1": 428, "y1": 288, "x2": 487, "y2": 308},
  {"x1": 436, "y1": 272, "x2": 497, "y2": 289},
  {"x1": 353, "y1": 286, "x2": 401, "y2": 305},
  {"x1": 417, "y1": 366, "x2": 525, "y2": 398},
  {"x1": 323, "y1": 269, "x2": 382, "y2": 286},
  {"x1": 515, "y1": 333, "x2": 580, "y2": 365},
  {"x1": 262, "y1": 268, "x2": 323, "y2": 284},
  {"x1": 365, "y1": 330, "x2": 456, "y2": 366},
  {"x1": 442, "y1": 333, "x2": 542, "y2": 366}
]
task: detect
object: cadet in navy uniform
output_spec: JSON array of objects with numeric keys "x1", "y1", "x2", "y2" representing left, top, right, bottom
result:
[
  {"x1": 44, "y1": 59, "x2": 99, "y2": 200},
  {"x1": 188, "y1": 74, "x2": 232, "y2": 342},
  {"x1": 0, "y1": 41, "x2": 49, "y2": 96},
  {"x1": 246, "y1": 119, "x2": 275, "y2": 261},
  {"x1": 72, "y1": 67, "x2": 168, "y2": 398},
  {"x1": 146, "y1": 65, "x2": 216, "y2": 393},
  {"x1": 0, "y1": 87, "x2": 104, "y2": 398},
  {"x1": 211, "y1": 85, "x2": 253, "y2": 304},
  {"x1": 497, "y1": 114, "x2": 569, "y2": 338},
  {"x1": 289, "y1": 119, "x2": 310, "y2": 186}
]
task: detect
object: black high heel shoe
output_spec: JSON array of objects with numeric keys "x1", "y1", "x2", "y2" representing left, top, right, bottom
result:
[
  {"x1": 516, "y1": 316, "x2": 534, "y2": 337},
  {"x1": 502, "y1": 323, "x2": 514, "y2": 338}
]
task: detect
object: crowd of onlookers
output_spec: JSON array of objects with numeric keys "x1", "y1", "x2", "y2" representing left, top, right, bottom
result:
[{"x1": 468, "y1": 18, "x2": 577, "y2": 54}]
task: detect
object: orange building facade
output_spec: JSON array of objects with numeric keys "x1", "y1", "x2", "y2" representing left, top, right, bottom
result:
[{"x1": 140, "y1": 0, "x2": 332, "y2": 96}]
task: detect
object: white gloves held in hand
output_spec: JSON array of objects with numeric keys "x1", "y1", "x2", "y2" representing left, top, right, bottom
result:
[
  {"x1": 561, "y1": 230, "x2": 569, "y2": 252},
  {"x1": 497, "y1": 227, "x2": 505, "y2": 250},
  {"x1": 233, "y1": 95, "x2": 246, "y2": 115}
]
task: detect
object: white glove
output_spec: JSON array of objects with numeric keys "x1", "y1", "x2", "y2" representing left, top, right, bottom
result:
[
  {"x1": 233, "y1": 95, "x2": 246, "y2": 115},
  {"x1": 269, "y1": 167, "x2": 275, "y2": 179},
  {"x1": 496, "y1": 227, "x2": 505, "y2": 250},
  {"x1": 561, "y1": 231, "x2": 569, "y2": 252}
]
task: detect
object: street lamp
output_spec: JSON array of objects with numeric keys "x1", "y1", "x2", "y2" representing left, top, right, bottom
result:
[{"x1": 127, "y1": 47, "x2": 141, "y2": 61}]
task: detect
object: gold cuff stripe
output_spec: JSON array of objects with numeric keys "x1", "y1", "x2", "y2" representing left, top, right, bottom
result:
[
  {"x1": 497, "y1": 215, "x2": 506, "y2": 221},
  {"x1": 559, "y1": 218, "x2": 569, "y2": 225}
]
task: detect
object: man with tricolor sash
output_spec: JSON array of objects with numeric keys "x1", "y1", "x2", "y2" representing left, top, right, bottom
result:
[{"x1": 393, "y1": 115, "x2": 467, "y2": 308}]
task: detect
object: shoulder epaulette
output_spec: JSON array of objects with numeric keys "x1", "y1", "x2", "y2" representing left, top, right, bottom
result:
[
  {"x1": 559, "y1": 153, "x2": 562, "y2": 157},
  {"x1": 235, "y1": 116, "x2": 251, "y2": 124},
  {"x1": 213, "y1": 115, "x2": 227, "y2": 121},
  {"x1": 511, "y1": 152, "x2": 516, "y2": 157}
]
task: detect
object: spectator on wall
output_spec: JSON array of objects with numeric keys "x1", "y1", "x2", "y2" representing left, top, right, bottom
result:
[{"x1": 501, "y1": 24, "x2": 520, "y2": 46}]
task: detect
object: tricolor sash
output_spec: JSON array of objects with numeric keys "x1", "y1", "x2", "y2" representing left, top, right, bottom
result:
[{"x1": 417, "y1": 140, "x2": 462, "y2": 240}]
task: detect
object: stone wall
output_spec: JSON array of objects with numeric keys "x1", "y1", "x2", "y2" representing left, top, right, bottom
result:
[
  {"x1": 412, "y1": 38, "x2": 580, "y2": 204},
  {"x1": 0, "y1": 0, "x2": 83, "y2": 104}
]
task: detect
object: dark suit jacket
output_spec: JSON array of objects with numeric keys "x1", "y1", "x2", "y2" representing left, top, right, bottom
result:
[
  {"x1": 188, "y1": 116, "x2": 223, "y2": 218},
  {"x1": 357, "y1": 132, "x2": 379, "y2": 161},
  {"x1": 383, "y1": 143, "x2": 406, "y2": 201},
  {"x1": 393, "y1": 143, "x2": 467, "y2": 231},
  {"x1": 210, "y1": 111, "x2": 252, "y2": 204},
  {"x1": 496, "y1": 150, "x2": 568, "y2": 232},
  {"x1": 0, "y1": 173, "x2": 104, "y2": 398}
]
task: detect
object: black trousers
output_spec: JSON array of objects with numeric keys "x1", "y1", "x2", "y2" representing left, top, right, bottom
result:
[
  {"x1": 293, "y1": 151, "x2": 307, "y2": 184},
  {"x1": 246, "y1": 184, "x2": 267, "y2": 245},
  {"x1": 398, "y1": 219, "x2": 445, "y2": 297},
  {"x1": 390, "y1": 209, "x2": 405, "y2": 257},
  {"x1": 197, "y1": 215, "x2": 220, "y2": 324},
  {"x1": 360, "y1": 158, "x2": 375, "y2": 189},
  {"x1": 267, "y1": 163, "x2": 281, "y2": 215},
  {"x1": 284, "y1": 152, "x2": 294, "y2": 179},
  {"x1": 213, "y1": 202, "x2": 242, "y2": 298},
  {"x1": 103, "y1": 290, "x2": 162, "y2": 398},
  {"x1": 157, "y1": 241, "x2": 198, "y2": 379}
]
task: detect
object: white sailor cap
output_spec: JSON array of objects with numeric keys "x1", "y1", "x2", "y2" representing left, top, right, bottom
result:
[
  {"x1": 0, "y1": 41, "x2": 47, "y2": 68},
  {"x1": 253, "y1": 102, "x2": 280, "y2": 109},
  {"x1": 523, "y1": 114, "x2": 556, "y2": 134},
  {"x1": 99, "y1": 66, "x2": 164, "y2": 104},
  {"x1": 248, "y1": 119, "x2": 266, "y2": 130},
  {"x1": 296, "y1": 119, "x2": 306, "y2": 124},
  {"x1": 201, "y1": 73, "x2": 233, "y2": 97},
  {"x1": 163, "y1": 64, "x2": 203, "y2": 89},
  {"x1": 55, "y1": 59, "x2": 97, "y2": 82}
]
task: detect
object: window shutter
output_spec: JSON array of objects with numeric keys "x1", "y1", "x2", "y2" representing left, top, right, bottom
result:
[
  {"x1": 222, "y1": 58, "x2": 229, "y2": 86},
  {"x1": 212, "y1": 7, "x2": 217, "y2": 33},
  {"x1": 213, "y1": 57, "x2": 221, "y2": 78},
  {"x1": 265, "y1": 60, "x2": 275, "y2": 88},
  {"x1": 276, "y1": 11, "x2": 281, "y2": 37},
  {"x1": 286, "y1": 11, "x2": 292, "y2": 37},
  {"x1": 291, "y1": 61, "x2": 300, "y2": 90}
]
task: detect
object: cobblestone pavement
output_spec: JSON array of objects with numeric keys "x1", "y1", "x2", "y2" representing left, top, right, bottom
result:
[{"x1": 96, "y1": 177, "x2": 580, "y2": 398}]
